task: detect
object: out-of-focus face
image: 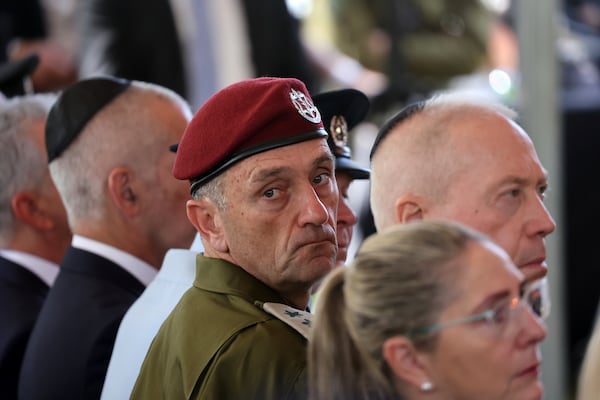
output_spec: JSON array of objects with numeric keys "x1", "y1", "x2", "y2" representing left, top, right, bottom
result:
[
  {"x1": 426, "y1": 114, "x2": 556, "y2": 280},
  {"x1": 143, "y1": 99, "x2": 196, "y2": 257},
  {"x1": 335, "y1": 172, "x2": 357, "y2": 264},
  {"x1": 421, "y1": 241, "x2": 546, "y2": 400},
  {"x1": 217, "y1": 138, "x2": 338, "y2": 301},
  {"x1": 28, "y1": 118, "x2": 71, "y2": 262}
]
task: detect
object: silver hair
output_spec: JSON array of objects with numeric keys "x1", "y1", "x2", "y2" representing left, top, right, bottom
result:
[
  {"x1": 0, "y1": 94, "x2": 57, "y2": 243},
  {"x1": 191, "y1": 173, "x2": 226, "y2": 210}
]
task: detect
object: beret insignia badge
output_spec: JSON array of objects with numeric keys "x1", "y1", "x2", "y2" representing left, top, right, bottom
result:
[{"x1": 290, "y1": 88, "x2": 321, "y2": 124}]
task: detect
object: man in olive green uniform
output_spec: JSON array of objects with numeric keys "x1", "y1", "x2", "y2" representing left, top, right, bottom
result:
[
  {"x1": 329, "y1": 0, "x2": 493, "y2": 98},
  {"x1": 131, "y1": 77, "x2": 339, "y2": 399}
]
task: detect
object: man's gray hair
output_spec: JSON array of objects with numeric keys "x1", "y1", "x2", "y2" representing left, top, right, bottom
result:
[
  {"x1": 0, "y1": 94, "x2": 57, "y2": 243},
  {"x1": 191, "y1": 173, "x2": 226, "y2": 210}
]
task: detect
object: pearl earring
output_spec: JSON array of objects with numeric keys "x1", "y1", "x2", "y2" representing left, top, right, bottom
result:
[{"x1": 421, "y1": 381, "x2": 433, "y2": 392}]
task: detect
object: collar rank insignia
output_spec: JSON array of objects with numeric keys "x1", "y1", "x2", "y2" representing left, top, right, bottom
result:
[{"x1": 260, "y1": 302, "x2": 312, "y2": 339}]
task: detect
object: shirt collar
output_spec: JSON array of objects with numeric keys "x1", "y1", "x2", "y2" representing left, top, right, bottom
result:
[
  {"x1": 71, "y1": 235, "x2": 157, "y2": 286},
  {"x1": 0, "y1": 249, "x2": 59, "y2": 286}
]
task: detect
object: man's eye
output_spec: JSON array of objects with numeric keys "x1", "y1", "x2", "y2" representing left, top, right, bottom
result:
[
  {"x1": 263, "y1": 188, "x2": 278, "y2": 198},
  {"x1": 538, "y1": 185, "x2": 548, "y2": 200},
  {"x1": 508, "y1": 188, "x2": 521, "y2": 197},
  {"x1": 313, "y1": 173, "x2": 330, "y2": 185}
]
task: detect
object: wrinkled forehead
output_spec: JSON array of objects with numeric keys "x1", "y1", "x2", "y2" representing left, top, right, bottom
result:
[{"x1": 225, "y1": 138, "x2": 333, "y2": 179}]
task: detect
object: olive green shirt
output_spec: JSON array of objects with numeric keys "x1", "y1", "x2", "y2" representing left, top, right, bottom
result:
[
  {"x1": 131, "y1": 256, "x2": 308, "y2": 400},
  {"x1": 330, "y1": 0, "x2": 492, "y2": 87}
]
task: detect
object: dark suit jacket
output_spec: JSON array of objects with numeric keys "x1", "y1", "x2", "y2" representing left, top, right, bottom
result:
[
  {"x1": 18, "y1": 247, "x2": 145, "y2": 400},
  {"x1": 77, "y1": 0, "x2": 318, "y2": 101},
  {"x1": 0, "y1": 256, "x2": 49, "y2": 399}
]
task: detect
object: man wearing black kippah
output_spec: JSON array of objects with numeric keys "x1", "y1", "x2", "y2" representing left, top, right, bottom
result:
[
  {"x1": 132, "y1": 77, "x2": 339, "y2": 400},
  {"x1": 18, "y1": 77, "x2": 196, "y2": 400}
]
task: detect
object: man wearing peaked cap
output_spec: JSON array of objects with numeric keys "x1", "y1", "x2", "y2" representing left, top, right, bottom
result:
[
  {"x1": 132, "y1": 77, "x2": 338, "y2": 400},
  {"x1": 313, "y1": 88, "x2": 370, "y2": 265},
  {"x1": 19, "y1": 77, "x2": 195, "y2": 400}
]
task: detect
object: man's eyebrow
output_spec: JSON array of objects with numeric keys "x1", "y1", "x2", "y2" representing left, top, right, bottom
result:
[
  {"x1": 313, "y1": 153, "x2": 335, "y2": 168},
  {"x1": 249, "y1": 153, "x2": 334, "y2": 184},
  {"x1": 250, "y1": 166, "x2": 291, "y2": 183},
  {"x1": 492, "y1": 173, "x2": 548, "y2": 190}
]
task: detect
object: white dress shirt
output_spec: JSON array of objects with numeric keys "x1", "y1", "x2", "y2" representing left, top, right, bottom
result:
[{"x1": 100, "y1": 247, "x2": 200, "y2": 399}]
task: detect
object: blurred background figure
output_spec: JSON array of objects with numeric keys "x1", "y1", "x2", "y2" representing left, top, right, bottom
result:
[
  {"x1": 321, "y1": 0, "x2": 518, "y2": 115},
  {"x1": 0, "y1": 55, "x2": 39, "y2": 99},
  {"x1": 0, "y1": 93, "x2": 71, "y2": 398},
  {"x1": 78, "y1": 0, "x2": 319, "y2": 111},
  {"x1": 309, "y1": 221, "x2": 547, "y2": 400},
  {"x1": 77, "y1": 0, "x2": 386, "y2": 111},
  {"x1": 0, "y1": 0, "x2": 77, "y2": 93}
]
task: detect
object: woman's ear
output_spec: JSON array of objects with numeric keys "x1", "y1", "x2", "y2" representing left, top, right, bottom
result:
[
  {"x1": 107, "y1": 167, "x2": 140, "y2": 216},
  {"x1": 186, "y1": 198, "x2": 228, "y2": 253},
  {"x1": 394, "y1": 193, "x2": 426, "y2": 223},
  {"x1": 382, "y1": 336, "x2": 435, "y2": 393}
]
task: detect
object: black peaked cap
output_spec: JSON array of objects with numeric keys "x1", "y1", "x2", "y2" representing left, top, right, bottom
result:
[{"x1": 312, "y1": 88, "x2": 370, "y2": 180}]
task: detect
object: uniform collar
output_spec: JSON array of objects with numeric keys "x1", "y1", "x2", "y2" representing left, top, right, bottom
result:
[{"x1": 194, "y1": 255, "x2": 288, "y2": 306}]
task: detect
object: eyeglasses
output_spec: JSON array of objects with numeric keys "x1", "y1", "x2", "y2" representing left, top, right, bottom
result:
[
  {"x1": 409, "y1": 280, "x2": 549, "y2": 338},
  {"x1": 526, "y1": 278, "x2": 551, "y2": 321}
]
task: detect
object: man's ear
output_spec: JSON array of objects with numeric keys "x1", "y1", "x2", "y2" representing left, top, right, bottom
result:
[
  {"x1": 382, "y1": 336, "x2": 434, "y2": 393},
  {"x1": 11, "y1": 191, "x2": 54, "y2": 230},
  {"x1": 107, "y1": 167, "x2": 140, "y2": 216},
  {"x1": 186, "y1": 198, "x2": 228, "y2": 253},
  {"x1": 394, "y1": 193, "x2": 425, "y2": 223}
]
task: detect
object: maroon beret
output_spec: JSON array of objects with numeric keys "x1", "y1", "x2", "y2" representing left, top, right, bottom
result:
[{"x1": 173, "y1": 77, "x2": 327, "y2": 192}]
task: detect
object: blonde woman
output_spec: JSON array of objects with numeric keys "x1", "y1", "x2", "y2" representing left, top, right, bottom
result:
[{"x1": 309, "y1": 220, "x2": 547, "y2": 400}]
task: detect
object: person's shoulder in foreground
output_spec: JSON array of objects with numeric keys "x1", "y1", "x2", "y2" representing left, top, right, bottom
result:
[{"x1": 132, "y1": 77, "x2": 338, "y2": 400}]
